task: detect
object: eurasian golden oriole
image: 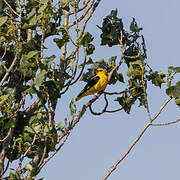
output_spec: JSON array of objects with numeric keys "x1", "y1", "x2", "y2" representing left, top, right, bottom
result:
[{"x1": 76, "y1": 68, "x2": 108, "y2": 101}]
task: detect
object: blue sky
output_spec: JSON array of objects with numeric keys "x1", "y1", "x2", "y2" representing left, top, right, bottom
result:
[{"x1": 38, "y1": 0, "x2": 180, "y2": 179}]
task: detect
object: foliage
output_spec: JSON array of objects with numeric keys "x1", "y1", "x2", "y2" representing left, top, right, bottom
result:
[{"x1": 0, "y1": 1, "x2": 179, "y2": 180}]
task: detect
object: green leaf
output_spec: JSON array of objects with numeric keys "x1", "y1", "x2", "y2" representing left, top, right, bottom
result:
[
  {"x1": 38, "y1": 4, "x2": 47, "y2": 14},
  {"x1": 80, "y1": 32, "x2": 94, "y2": 47},
  {"x1": 115, "y1": 96, "x2": 135, "y2": 114},
  {"x1": 25, "y1": 161, "x2": 37, "y2": 176},
  {"x1": 32, "y1": 124, "x2": 42, "y2": 133},
  {"x1": 35, "y1": 69, "x2": 46, "y2": 86},
  {"x1": 127, "y1": 61, "x2": 145, "y2": 79},
  {"x1": 53, "y1": 38, "x2": 65, "y2": 49},
  {"x1": 54, "y1": 28, "x2": 69, "y2": 49},
  {"x1": 0, "y1": 16, "x2": 8, "y2": 27},
  {"x1": 168, "y1": 66, "x2": 180, "y2": 73},
  {"x1": 116, "y1": 73, "x2": 124, "y2": 83},
  {"x1": 23, "y1": 51, "x2": 39, "y2": 61},
  {"x1": 9, "y1": 171, "x2": 19, "y2": 180},
  {"x1": 166, "y1": 81, "x2": 180, "y2": 98},
  {"x1": 0, "y1": 36, "x2": 6, "y2": 43},
  {"x1": 59, "y1": 0, "x2": 71, "y2": 10},
  {"x1": 173, "y1": 67, "x2": 180, "y2": 73},
  {"x1": 25, "y1": 162, "x2": 34, "y2": 171},
  {"x1": 26, "y1": 8, "x2": 37, "y2": 25},
  {"x1": 130, "y1": 18, "x2": 143, "y2": 33},
  {"x1": 24, "y1": 86, "x2": 37, "y2": 98},
  {"x1": 24, "y1": 126, "x2": 35, "y2": 134},
  {"x1": 70, "y1": 99, "x2": 76, "y2": 118},
  {"x1": 108, "y1": 72, "x2": 124, "y2": 85},
  {"x1": 98, "y1": 9, "x2": 123, "y2": 47},
  {"x1": 0, "y1": 94, "x2": 9, "y2": 106},
  {"x1": 175, "y1": 97, "x2": 180, "y2": 107},
  {"x1": 3, "y1": 119, "x2": 16, "y2": 129},
  {"x1": 22, "y1": 23, "x2": 37, "y2": 30},
  {"x1": 86, "y1": 44, "x2": 95, "y2": 55},
  {"x1": 57, "y1": 121, "x2": 62, "y2": 130},
  {"x1": 146, "y1": 71, "x2": 166, "y2": 88}
]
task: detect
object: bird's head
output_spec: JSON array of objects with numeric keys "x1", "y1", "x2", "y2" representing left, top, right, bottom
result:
[{"x1": 95, "y1": 68, "x2": 107, "y2": 75}]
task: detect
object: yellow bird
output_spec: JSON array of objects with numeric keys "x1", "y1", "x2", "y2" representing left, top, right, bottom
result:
[{"x1": 76, "y1": 68, "x2": 108, "y2": 101}]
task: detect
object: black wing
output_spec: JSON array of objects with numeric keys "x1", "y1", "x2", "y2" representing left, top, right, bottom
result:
[{"x1": 77, "y1": 76, "x2": 100, "y2": 98}]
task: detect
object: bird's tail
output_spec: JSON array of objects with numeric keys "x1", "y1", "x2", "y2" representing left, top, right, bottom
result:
[
  {"x1": 75, "y1": 91, "x2": 85, "y2": 101},
  {"x1": 75, "y1": 95, "x2": 82, "y2": 101}
]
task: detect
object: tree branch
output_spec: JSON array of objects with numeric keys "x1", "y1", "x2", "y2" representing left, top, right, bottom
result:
[
  {"x1": 0, "y1": 47, "x2": 8, "y2": 71},
  {"x1": 89, "y1": 93, "x2": 108, "y2": 115},
  {"x1": 104, "y1": 86, "x2": 137, "y2": 95},
  {"x1": 108, "y1": 59, "x2": 123, "y2": 82},
  {"x1": 0, "y1": 54, "x2": 18, "y2": 87},
  {"x1": 141, "y1": 71, "x2": 152, "y2": 121},
  {"x1": 151, "y1": 97, "x2": 172, "y2": 122},
  {"x1": 0, "y1": 128, "x2": 12, "y2": 142},
  {"x1": 60, "y1": 10, "x2": 69, "y2": 77},
  {"x1": 151, "y1": 118, "x2": 180, "y2": 126},
  {"x1": 0, "y1": 129, "x2": 13, "y2": 176},
  {"x1": 105, "y1": 107, "x2": 123, "y2": 113},
  {"x1": 68, "y1": 0, "x2": 95, "y2": 28},
  {"x1": 2, "y1": 0, "x2": 19, "y2": 16},
  {"x1": 69, "y1": 0, "x2": 91, "y2": 15},
  {"x1": 103, "y1": 96, "x2": 173, "y2": 179},
  {"x1": 0, "y1": 160, "x2": 9, "y2": 178},
  {"x1": 16, "y1": 134, "x2": 37, "y2": 178},
  {"x1": 38, "y1": 133, "x2": 70, "y2": 172},
  {"x1": 23, "y1": 98, "x2": 40, "y2": 114},
  {"x1": 102, "y1": 122, "x2": 152, "y2": 180}
]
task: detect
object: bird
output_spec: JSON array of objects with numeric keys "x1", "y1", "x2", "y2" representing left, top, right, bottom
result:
[{"x1": 76, "y1": 68, "x2": 108, "y2": 101}]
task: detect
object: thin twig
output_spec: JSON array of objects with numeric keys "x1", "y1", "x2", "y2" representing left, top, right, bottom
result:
[
  {"x1": 0, "y1": 0, "x2": 22, "y2": 87},
  {"x1": 0, "y1": 129, "x2": 13, "y2": 175},
  {"x1": 70, "y1": 47, "x2": 87, "y2": 86},
  {"x1": 68, "y1": 0, "x2": 95, "y2": 28},
  {"x1": 141, "y1": 71, "x2": 152, "y2": 121},
  {"x1": 79, "y1": 0, "x2": 102, "y2": 38},
  {"x1": 102, "y1": 122, "x2": 152, "y2": 180},
  {"x1": 69, "y1": 0, "x2": 91, "y2": 15},
  {"x1": 40, "y1": 17, "x2": 45, "y2": 59},
  {"x1": 104, "y1": 86, "x2": 137, "y2": 95},
  {"x1": 38, "y1": 133, "x2": 70, "y2": 171},
  {"x1": 0, "y1": 160, "x2": 9, "y2": 178},
  {"x1": 23, "y1": 98, "x2": 40, "y2": 114},
  {"x1": 105, "y1": 107, "x2": 123, "y2": 113},
  {"x1": 0, "y1": 54, "x2": 18, "y2": 87},
  {"x1": 23, "y1": 135, "x2": 37, "y2": 158},
  {"x1": 151, "y1": 97, "x2": 172, "y2": 122},
  {"x1": 89, "y1": 93, "x2": 108, "y2": 115},
  {"x1": 38, "y1": 137, "x2": 47, "y2": 168},
  {"x1": 60, "y1": 47, "x2": 87, "y2": 95},
  {"x1": 60, "y1": 10, "x2": 69, "y2": 78},
  {"x1": 2, "y1": 0, "x2": 19, "y2": 16},
  {"x1": 103, "y1": 96, "x2": 173, "y2": 179},
  {"x1": 16, "y1": 0, "x2": 22, "y2": 42},
  {"x1": 0, "y1": 47, "x2": 8, "y2": 71},
  {"x1": 17, "y1": 134, "x2": 37, "y2": 177},
  {"x1": 124, "y1": 55, "x2": 139, "y2": 59},
  {"x1": 108, "y1": 59, "x2": 123, "y2": 82},
  {"x1": 151, "y1": 118, "x2": 180, "y2": 126},
  {"x1": 0, "y1": 128, "x2": 12, "y2": 142}
]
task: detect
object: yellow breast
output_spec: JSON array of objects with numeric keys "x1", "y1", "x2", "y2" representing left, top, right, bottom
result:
[{"x1": 94, "y1": 74, "x2": 108, "y2": 92}]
